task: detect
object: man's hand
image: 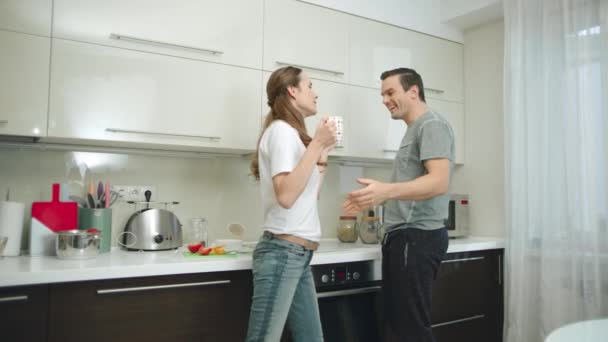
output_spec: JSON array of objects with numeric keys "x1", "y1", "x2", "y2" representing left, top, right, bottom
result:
[
  {"x1": 342, "y1": 198, "x2": 365, "y2": 215},
  {"x1": 344, "y1": 178, "x2": 392, "y2": 211}
]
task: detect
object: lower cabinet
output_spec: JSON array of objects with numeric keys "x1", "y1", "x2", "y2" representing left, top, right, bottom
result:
[
  {"x1": 431, "y1": 249, "x2": 504, "y2": 342},
  {"x1": 48, "y1": 270, "x2": 253, "y2": 342},
  {"x1": 0, "y1": 285, "x2": 49, "y2": 342},
  {"x1": 0, "y1": 249, "x2": 503, "y2": 341}
]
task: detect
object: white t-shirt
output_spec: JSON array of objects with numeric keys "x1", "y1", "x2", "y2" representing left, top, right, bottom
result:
[{"x1": 258, "y1": 120, "x2": 321, "y2": 242}]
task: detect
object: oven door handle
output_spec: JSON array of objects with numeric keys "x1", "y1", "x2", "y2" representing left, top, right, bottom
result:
[{"x1": 317, "y1": 285, "x2": 382, "y2": 299}]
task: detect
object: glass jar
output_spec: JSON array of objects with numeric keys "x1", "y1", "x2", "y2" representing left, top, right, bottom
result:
[
  {"x1": 337, "y1": 216, "x2": 358, "y2": 243},
  {"x1": 359, "y1": 213, "x2": 380, "y2": 244}
]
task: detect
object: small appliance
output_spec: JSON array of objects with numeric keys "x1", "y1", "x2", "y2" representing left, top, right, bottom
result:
[
  {"x1": 122, "y1": 191, "x2": 182, "y2": 251},
  {"x1": 444, "y1": 194, "x2": 469, "y2": 238}
]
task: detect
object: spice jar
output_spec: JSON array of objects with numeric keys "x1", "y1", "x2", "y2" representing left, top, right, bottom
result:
[
  {"x1": 359, "y1": 210, "x2": 381, "y2": 244},
  {"x1": 337, "y1": 216, "x2": 358, "y2": 242}
]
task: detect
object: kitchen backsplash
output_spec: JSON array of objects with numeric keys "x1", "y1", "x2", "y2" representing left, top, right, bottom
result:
[{"x1": 0, "y1": 145, "x2": 398, "y2": 252}]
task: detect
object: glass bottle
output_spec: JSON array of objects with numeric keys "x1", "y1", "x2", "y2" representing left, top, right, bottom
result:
[
  {"x1": 337, "y1": 216, "x2": 358, "y2": 242},
  {"x1": 190, "y1": 218, "x2": 208, "y2": 247}
]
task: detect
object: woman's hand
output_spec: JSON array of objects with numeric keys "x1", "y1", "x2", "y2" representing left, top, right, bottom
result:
[{"x1": 313, "y1": 118, "x2": 337, "y2": 149}]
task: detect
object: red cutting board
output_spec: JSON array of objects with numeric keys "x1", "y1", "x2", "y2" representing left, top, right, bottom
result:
[{"x1": 31, "y1": 183, "x2": 78, "y2": 232}]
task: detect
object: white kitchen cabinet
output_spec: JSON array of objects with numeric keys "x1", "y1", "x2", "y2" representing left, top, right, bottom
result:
[
  {"x1": 415, "y1": 37, "x2": 464, "y2": 103},
  {"x1": 260, "y1": 72, "x2": 350, "y2": 157},
  {"x1": 0, "y1": 30, "x2": 49, "y2": 138},
  {"x1": 52, "y1": 0, "x2": 263, "y2": 69},
  {"x1": 349, "y1": 15, "x2": 463, "y2": 104},
  {"x1": 348, "y1": 86, "x2": 405, "y2": 160},
  {"x1": 48, "y1": 39, "x2": 262, "y2": 152},
  {"x1": 263, "y1": 0, "x2": 349, "y2": 83},
  {"x1": 427, "y1": 99, "x2": 465, "y2": 164},
  {"x1": 349, "y1": 16, "x2": 424, "y2": 89},
  {"x1": 0, "y1": 0, "x2": 52, "y2": 36}
]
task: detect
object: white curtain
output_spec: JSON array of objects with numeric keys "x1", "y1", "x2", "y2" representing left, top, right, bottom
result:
[{"x1": 503, "y1": 0, "x2": 608, "y2": 341}]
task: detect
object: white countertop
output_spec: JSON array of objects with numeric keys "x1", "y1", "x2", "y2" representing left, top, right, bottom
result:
[{"x1": 0, "y1": 236, "x2": 504, "y2": 288}]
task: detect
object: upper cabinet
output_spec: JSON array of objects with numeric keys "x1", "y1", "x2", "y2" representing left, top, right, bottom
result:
[
  {"x1": 348, "y1": 86, "x2": 406, "y2": 161},
  {"x1": 52, "y1": 0, "x2": 264, "y2": 69},
  {"x1": 48, "y1": 39, "x2": 262, "y2": 152},
  {"x1": 415, "y1": 37, "x2": 464, "y2": 103},
  {"x1": 349, "y1": 17, "x2": 423, "y2": 90},
  {"x1": 263, "y1": 0, "x2": 349, "y2": 83},
  {"x1": 349, "y1": 16, "x2": 464, "y2": 103},
  {"x1": 0, "y1": 31, "x2": 49, "y2": 138},
  {"x1": 0, "y1": 0, "x2": 52, "y2": 36}
]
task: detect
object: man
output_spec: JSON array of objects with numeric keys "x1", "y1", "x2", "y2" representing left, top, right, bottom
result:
[{"x1": 343, "y1": 68, "x2": 454, "y2": 342}]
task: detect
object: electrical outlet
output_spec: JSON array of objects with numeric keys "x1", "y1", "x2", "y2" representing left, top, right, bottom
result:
[{"x1": 111, "y1": 185, "x2": 157, "y2": 202}]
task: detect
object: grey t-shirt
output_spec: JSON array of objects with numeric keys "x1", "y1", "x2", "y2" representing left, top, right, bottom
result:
[{"x1": 383, "y1": 110, "x2": 455, "y2": 232}]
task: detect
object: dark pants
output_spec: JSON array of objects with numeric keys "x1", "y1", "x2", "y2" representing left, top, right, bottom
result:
[{"x1": 382, "y1": 228, "x2": 449, "y2": 342}]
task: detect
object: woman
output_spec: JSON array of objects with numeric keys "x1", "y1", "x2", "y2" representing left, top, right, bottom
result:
[{"x1": 246, "y1": 66, "x2": 336, "y2": 342}]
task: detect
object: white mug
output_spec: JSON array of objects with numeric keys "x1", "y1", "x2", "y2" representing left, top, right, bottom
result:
[{"x1": 328, "y1": 116, "x2": 344, "y2": 147}]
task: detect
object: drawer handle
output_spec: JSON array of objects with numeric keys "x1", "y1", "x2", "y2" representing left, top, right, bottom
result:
[
  {"x1": 0, "y1": 120, "x2": 8, "y2": 124},
  {"x1": 97, "y1": 280, "x2": 231, "y2": 295},
  {"x1": 106, "y1": 128, "x2": 221, "y2": 141},
  {"x1": 276, "y1": 61, "x2": 344, "y2": 76},
  {"x1": 432, "y1": 314, "x2": 485, "y2": 328},
  {"x1": 317, "y1": 285, "x2": 381, "y2": 299},
  {"x1": 424, "y1": 87, "x2": 445, "y2": 94},
  {"x1": 383, "y1": 149, "x2": 398, "y2": 153},
  {"x1": 109, "y1": 33, "x2": 224, "y2": 56},
  {"x1": 442, "y1": 256, "x2": 485, "y2": 264},
  {"x1": 498, "y1": 254, "x2": 502, "y2": 285},
  {"x1": 0, "y1": 295, "x2": 28, "y2": 303}
]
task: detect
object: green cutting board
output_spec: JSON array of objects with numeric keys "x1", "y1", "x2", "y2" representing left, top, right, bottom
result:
[{"x1": 183, "y1": 251, "x2": 239, "y2": 258}]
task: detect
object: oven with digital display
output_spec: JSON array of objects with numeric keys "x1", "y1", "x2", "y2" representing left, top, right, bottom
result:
[{"x1": 312, "y1": 260, "x2": 382, "y2": 341}]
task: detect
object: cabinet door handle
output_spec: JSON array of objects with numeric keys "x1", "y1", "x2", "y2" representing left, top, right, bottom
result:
[
  {"x1": 0, "y1": 295, "x2": 28, "y2": 303},
  {"x1": 382, "y1": 149, "x2": 398, "y2": 153},
  {"x1": 442, "y1": 256, "x2": 485, "y2": 264},
  {"x1": 97, "y1": 280, "x2": 231, "y2": 295},
  {"x1": 106, "y1": 128, "x2": 221, "y2": 141},
  {"x1": 317, "y1": 285, "x2": 381, "y2": 299},
  {"x1": 276, "y1": 61, "x2": 344, "y2": 76},
  {"x1": 424, "y1": 87, "x2": 445, "y2": 94},
  {"x1": 0, "y1": 120, "x2": 8, "y2": 124},
  {"x1": 109, "y1": 33, "x2": 224, "y2": 55},
  {"x1": 431, "y1": 314, "x2": 485, "y2": 328},
  {"x1": 498, "y1": 254, "x2": 502, "y2": 285}
]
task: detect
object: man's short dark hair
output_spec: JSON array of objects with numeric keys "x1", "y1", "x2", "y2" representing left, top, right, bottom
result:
[{"x1": 380, "y1": 68, "x2": 426, "y2": 102}]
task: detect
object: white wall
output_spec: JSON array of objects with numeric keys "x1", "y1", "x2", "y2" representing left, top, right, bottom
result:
[
  {"x1": 299, "y1": 0, "x2": 464, "y2": 42},
  {"x1": 450, "y1": 19, "x2": 505, "y2": 237}
]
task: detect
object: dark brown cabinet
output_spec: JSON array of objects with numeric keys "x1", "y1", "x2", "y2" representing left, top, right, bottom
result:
[
  {"x1": 0, "y1": 248, "x2": 504, "y2": 342},
  {"x1": 0, "y1": 285, "x2": 49, "y2": 342},
  {"x1": 48, "y1": 270, "x2": 253, "y2": 342},
  {"x1": 432, "y1": 248, "x2": 504, "y2": 342}
]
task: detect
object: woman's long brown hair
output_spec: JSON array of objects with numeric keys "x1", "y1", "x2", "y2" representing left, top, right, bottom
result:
[{"x1": 250, "y1": 66, "x2": 312, "y2": 180}]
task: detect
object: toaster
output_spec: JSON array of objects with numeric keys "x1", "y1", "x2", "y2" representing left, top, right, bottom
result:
[{"x1": 122, "y1": 208, "x2": 183, "y2": 251}]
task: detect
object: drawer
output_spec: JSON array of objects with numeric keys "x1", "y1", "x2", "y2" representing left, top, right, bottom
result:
[
  {"x1": 0, "y1": 285, "x2": 49, "y2": 342},
  {"x1": 431, "y1": 249, "x2": 502, "y2": 323},
  {"x1": 48, "y1": 271, "x2": 252, "y2": 342}
]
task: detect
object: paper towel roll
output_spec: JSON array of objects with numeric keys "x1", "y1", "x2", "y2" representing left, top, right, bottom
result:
[{"x1": 0, "y1": 201, "x2": 25, "y2": 256}]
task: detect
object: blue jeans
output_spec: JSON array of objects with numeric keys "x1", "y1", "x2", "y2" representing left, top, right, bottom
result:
[{"x1": 245, "y1": 233, "x2": 324, "y2": 342}]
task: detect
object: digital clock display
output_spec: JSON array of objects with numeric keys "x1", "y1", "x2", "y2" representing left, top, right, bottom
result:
[{"x1": 335, "y1": 267, "x2": 347, "y2": 281}]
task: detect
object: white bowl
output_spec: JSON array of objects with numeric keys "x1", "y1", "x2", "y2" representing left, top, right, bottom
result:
[{"x1": 213, "y1": 239, "x2": 243, "y2": 253}]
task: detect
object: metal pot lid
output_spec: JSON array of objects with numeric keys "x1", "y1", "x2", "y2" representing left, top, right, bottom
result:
[{"x1": 57, "y1": 229, "x2": 100, "y2": 237}]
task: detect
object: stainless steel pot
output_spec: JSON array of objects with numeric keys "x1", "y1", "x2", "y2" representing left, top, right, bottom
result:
[{"x1": 56, "y1": 230, "x2": 101, "y2": 259}]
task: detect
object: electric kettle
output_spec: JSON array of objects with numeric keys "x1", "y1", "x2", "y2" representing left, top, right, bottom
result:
[{"x1": 122, "y1": 191, "x2": 182, "y2": 251}]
